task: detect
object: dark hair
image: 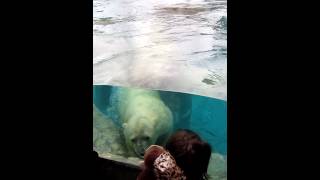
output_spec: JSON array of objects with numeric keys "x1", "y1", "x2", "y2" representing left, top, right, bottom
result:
[
  {"x1": 165, "y1": 129, "x2": 211, "y2": 180},
  {"x1": 136, "y1": 146, "x2": 164, "y2": 180}
]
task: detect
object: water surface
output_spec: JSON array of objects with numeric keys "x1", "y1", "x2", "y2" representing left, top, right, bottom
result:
[{"x1": 93, "y1": 0, "x2": 227, "y2": 100}]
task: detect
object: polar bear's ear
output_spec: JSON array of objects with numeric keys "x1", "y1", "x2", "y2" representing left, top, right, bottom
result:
[{"x1": 122, "y1": 123, "x2": 128, "y2": 129}]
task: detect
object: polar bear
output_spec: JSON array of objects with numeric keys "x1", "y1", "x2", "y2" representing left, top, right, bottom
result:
[{"x1": 117, "y1": 87, "x2": 173, "y2": 158}]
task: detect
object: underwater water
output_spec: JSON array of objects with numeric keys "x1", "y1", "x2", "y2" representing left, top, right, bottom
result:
[
  {"x1": 93, "y1": 85, "x2": 227, "y2": 155},
  {"x1": 93, "y1": 0, "x2": 227, "y2": 100}
]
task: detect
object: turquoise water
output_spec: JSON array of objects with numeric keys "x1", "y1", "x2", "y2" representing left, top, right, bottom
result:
[{"x1": 93, "y1": 85, "x2": 226, "y2": 155}]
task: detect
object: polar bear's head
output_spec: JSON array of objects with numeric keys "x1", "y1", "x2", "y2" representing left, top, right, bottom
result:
[
  {"x1": 123, "y1": 116, "x2": 157, "y2": 157},
  {"x1": 122, "y1": 111, "x2": 172, "y2": 158}
]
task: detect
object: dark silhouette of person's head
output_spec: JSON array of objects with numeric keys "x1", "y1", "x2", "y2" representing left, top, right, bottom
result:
[{"x1": 165, "y1": 129, "x2": 212, "y2": 180}]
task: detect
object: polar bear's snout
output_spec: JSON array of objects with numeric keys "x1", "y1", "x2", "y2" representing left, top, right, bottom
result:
[{"x1": 131, "y1": 136, "x2": 152, "y2": 157}]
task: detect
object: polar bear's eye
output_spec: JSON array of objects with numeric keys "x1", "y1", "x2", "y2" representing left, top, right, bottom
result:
[{"x1": 143, "y1": 136, "x2": 150, "y2": 141}]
